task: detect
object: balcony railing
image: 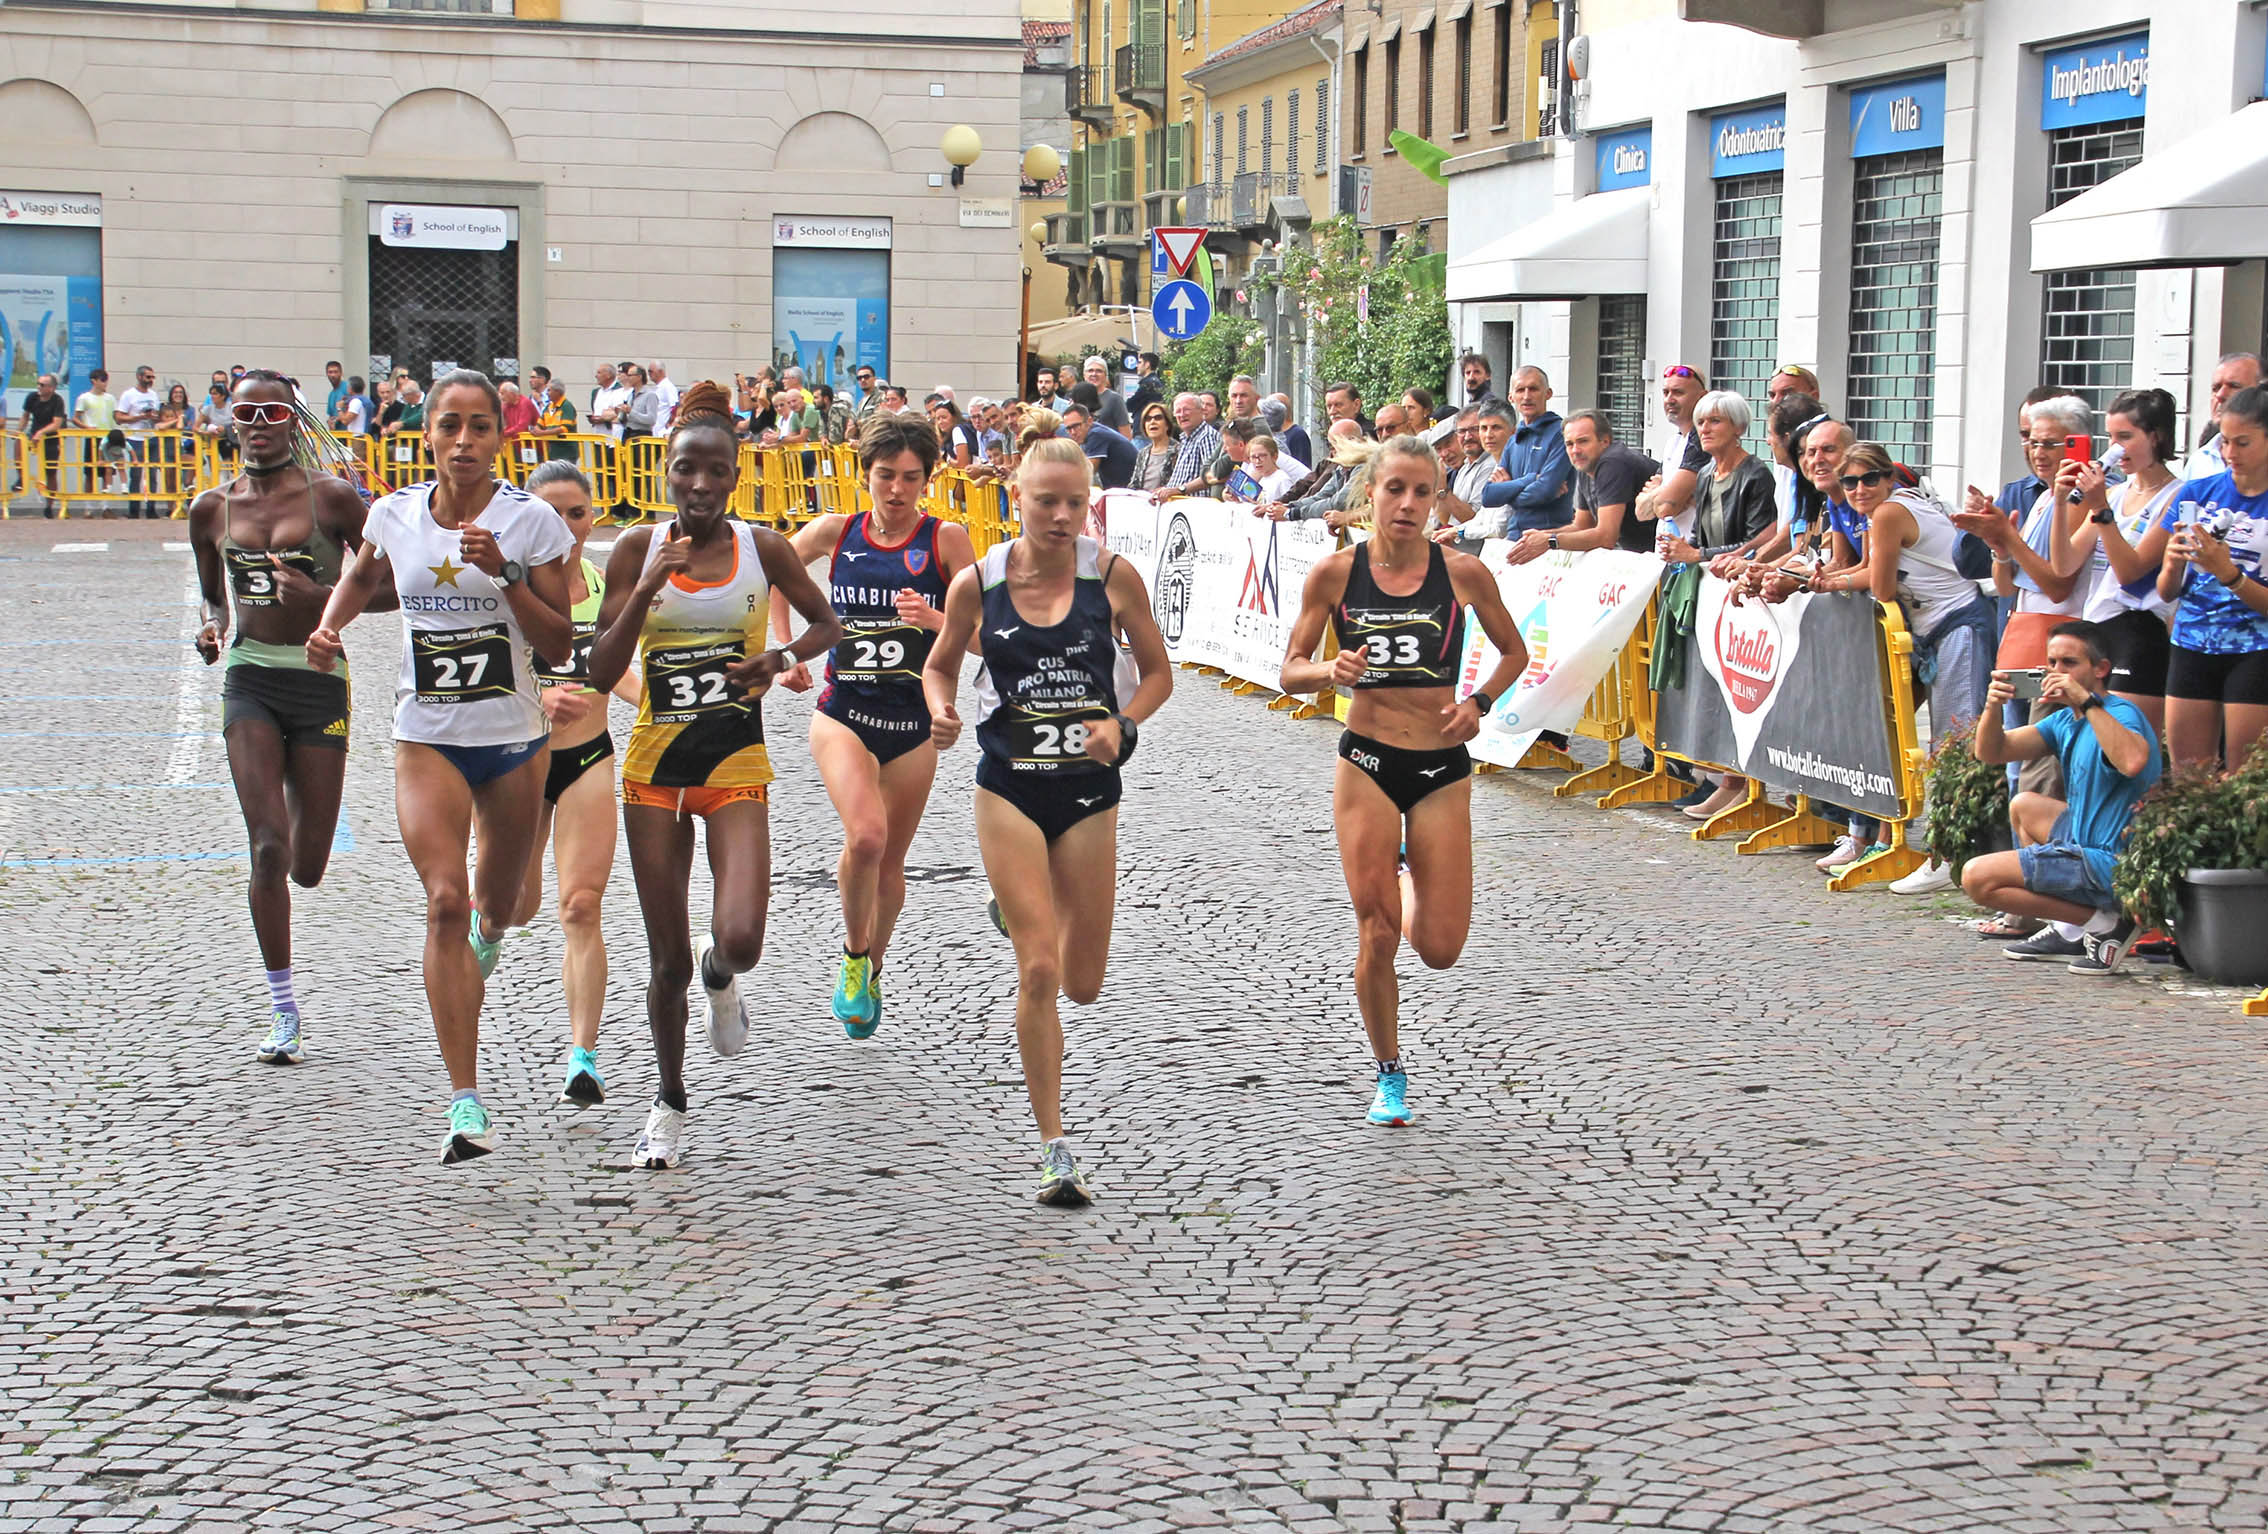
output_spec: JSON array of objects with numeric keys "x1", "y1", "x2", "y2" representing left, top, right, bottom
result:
[
  {"x1": 1230, "y1": 172, "x2": 1299, "y2": 228},
  {"x1": 1089, "y1": 200, "x2": 1141, "y2": 247},
  {"x1": 1042, "y1": 210, "x2": 1091, "y2": 261},
  {"x1": 1142, "y1": 190, "x2": 1182, "y2": 232},
  {"x1": 1185, "y1": 182, "x2": 1229, "y2": 231},
  {"x1": 1114, "y1": 43, "x2": 1164, "y2": 107},
  {"x1": 1066, "y1": 65, "x2": 1112, "y2": 126}
]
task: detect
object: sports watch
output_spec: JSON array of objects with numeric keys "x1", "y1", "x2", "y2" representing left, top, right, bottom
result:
[
  {"x1": 496, "y1": 559, "x2": 526, "y2": 588},
  {"x1": 1470, "y1": 690, "x2": 1495, "y2": 715},
  {"x1": 1110, "y1": 712, "x2": 1140, "y2": 765}
]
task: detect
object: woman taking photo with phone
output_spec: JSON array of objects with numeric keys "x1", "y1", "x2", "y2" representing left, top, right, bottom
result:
[
  {"x1": 2157, "y1": 384, "x2": 2268, "y2": 768},
  {"x1": 2054, "y1": 387, "x2": 2181, "y2": 734}
]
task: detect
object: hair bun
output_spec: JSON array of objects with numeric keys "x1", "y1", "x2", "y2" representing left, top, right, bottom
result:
[{"x1": 675, "y1": 379, "x2": 733, "y2": 423}]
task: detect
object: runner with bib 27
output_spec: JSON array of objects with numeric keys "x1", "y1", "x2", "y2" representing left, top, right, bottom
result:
[
  {"x1": 1280, "y1": 434, "x2": 1528, "y2": 1128},
  {"x1": 922, "y1": 435, "x2": 1173, "y2": 1207}
]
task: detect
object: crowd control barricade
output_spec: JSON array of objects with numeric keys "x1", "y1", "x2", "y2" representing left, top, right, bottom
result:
[
  {"x1": 14, "y1": 427, "x2": 141, "y2": 516},
  {"x1": 620, "y1": 436, "x2": 669, "y2": 521}
]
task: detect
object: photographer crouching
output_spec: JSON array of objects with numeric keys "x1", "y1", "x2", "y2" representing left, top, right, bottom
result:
[{"x1": 1961, "y1": 621, "x2": 2162, "y2": 975}]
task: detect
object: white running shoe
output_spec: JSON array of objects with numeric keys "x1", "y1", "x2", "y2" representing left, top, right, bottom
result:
[
  {"x1": 1888, "y1": 859, "x2": 1954, "y2": 895},
  {"x1": 694, "y1": 935, "x2": 749, "y2": 1057},
  {"x1": 636, "y1": 1102, "x2": 687, "y2": 1169},
  {"x1": 1814, "y1": 834, "x2": 1864, "y2": 873}
]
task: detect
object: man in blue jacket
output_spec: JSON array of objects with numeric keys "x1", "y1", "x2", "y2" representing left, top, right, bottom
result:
[{"x1": 1476, "y1": 366, "x2": 1573, "y2": 533}]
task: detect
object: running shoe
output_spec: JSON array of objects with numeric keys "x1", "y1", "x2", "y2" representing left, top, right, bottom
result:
[
  {"x1": 834, "y1": 951, "x2": 882, "y2": 1039},
  {"x1": 1827, "y1": 841, "x2": 1888, "y2": 876},
  {"x1": 1888, "y1": 859, "x2": 1954, "y2": 895},
  {"x1": 439, "y1": 1097, "x2": 497, "y2": 1165},
  {"x1": 986, "y1": 896, "x2": 1009, "y2": 937},
  {"x1": 1035, "y1": 1139, "x2": 1093, "y2": 1207},
  {"x1": 2003, "y1": 928, "x2": 2087, "y2": 963},
  {"x1": 255, "y1": 1009, "x2": 305, "y2": 1065},
  {"x1": 1367, "y1": 1070, "x2": 1414, "y2": 1126},
  {"x1": 695, "y1": 935, "x2": 749, "y2": 1057},
  {"x1": 469, "y1": 909, "x2": 504, "y2": 980},
  {"x1": 636, "y1": 1102, "x2": 687, "y2": 1169},
  {"x1": 2070, "y1": 917, "x2": 2138, "y2": 977},
  {"x1": 1814, "y1": 834, "x2": 1864, "y2": 873},
  {"x1": 558, "y1": 1046, "x2": 606, "y2": 1107}
]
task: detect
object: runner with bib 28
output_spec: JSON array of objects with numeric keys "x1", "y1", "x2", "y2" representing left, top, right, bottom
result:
[
  {"x1": 773, "y1": 411, "x2": 976, "y2": 1038},
  {"x1": 1280, "y1": 434, "x2": 1528, "y2": 1129},
  {"x1": 587, "y1": 380, "x2": 842, "y2": 1171},
  {"x1": 922, "y1": 435, "x2": 1173, "y2": 1207}
]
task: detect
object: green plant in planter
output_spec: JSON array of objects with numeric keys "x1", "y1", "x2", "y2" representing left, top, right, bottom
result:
[
  {"x1": 2112, "y1": 765, "x2": 2239, "y2": 931},
  {"x1": 1923, "y1": 721, "x2": 2009, "y2": 876},
  {"x1": 2225, "y1": 733, "x2": 2268, "y2": 870}
]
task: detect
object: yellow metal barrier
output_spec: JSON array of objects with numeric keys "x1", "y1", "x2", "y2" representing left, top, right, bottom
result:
[{"x1": 1, "y1": 428, "x2": 200, "y2": 516}]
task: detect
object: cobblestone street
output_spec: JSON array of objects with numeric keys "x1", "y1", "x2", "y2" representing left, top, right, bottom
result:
[{"x1": 6, "y1": 517, "x2": 2268, "y2": 1532}]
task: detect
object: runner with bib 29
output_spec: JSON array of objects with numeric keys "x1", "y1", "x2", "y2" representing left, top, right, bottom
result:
[{"x1": 1280, "y1": 433, "x2": 1528, "y2": 1129}]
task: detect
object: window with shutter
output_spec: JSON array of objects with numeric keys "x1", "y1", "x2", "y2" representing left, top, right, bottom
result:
[
  {"x1": 1237, "y1": 106, "x2": 1249, "y2": 176},
  {"x1": 1068, "y1": 147, "x2": 1086, "y2": 214},
  {"x1": 1288, "y1": 90, "x2": 1301, "y2": 183},
  {"x1": 1088, "y1": 142, "x2": 1109, "y2": 211},
  {"x1": 1352, "y1": 49, "x2": 1367, "y2": 156},
  {"x1": 1177, "y1": 0, "x2": 1194, "y2": 40},
  {"x1": 1316, "y1": 81, "x2": 1329, "y2": 172},
  {"x1": 1112, "y1": 136, "x2": 1135, "y2": 203},
  {"x1": 1262, "y1": 97, "x2": 1274, "y2": 180},
  {"x1": 1212, "y1": 113, "x2": 1225, "y2": 182},
  {"x1": 1144, "y1": 128, "x2": 1159, "y2": 193},
  {"x1": 1165, "y1": 123, "x2": 1185, "y2": 189}
]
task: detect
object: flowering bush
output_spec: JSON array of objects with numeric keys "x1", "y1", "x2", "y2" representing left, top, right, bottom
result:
[{"x1": 1262, "y1": 215, "x2": 1454, "y2": 414}]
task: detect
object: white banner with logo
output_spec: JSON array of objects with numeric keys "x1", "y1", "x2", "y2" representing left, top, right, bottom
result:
[
  {"x1": 1098, "y1": 493, "x2": 1336, "y2": 689},
  {"x1": 1453, "y1": 543, "x2": 1663, "y2": 769}
]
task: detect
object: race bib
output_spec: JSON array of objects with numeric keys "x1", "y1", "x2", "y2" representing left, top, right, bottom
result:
[
  {"x1": 833, "y1": 619, "x2": 932, "y2": 684},
  {"x1": 533, "y1": 619, "x2": 597, "y2": 687},
  {"x1": 1000, "y1": 706, "x2": 1110, "y2": 768},
  {"x1": 647, "y1": 641, "x2": 747, "y2": 722},
  {"x1": 225, "y1": 547, "x2": 320, "y2": 608},
  {"x1": 410, "y1": 624, "x2": 514, "y2": 704}
]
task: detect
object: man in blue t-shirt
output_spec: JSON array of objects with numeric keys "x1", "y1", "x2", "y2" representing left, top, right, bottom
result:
[
  {"x1": 1962, "y1": 620, "x2": 2163, "y2": 975},
  {"x1": 1061, "y1": 401, "x2": 1137, "y2": 491}
]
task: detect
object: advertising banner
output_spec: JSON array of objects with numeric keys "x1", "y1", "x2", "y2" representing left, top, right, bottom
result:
[
  {"x1": 0, "y1": 274, "x2": 101, "y2": 415},
  {"x1": 1101, "y1": 494, "x2": 1335, "y2": 690},
  {"x1": 772, "y1": 247, "x2": 889, "y2": 389},
  {"x1": 1651, "y1": 575, "x2": 1904, "y2": 817},
  {"x1": 1453, "y1": 544, "x2": 1662, "y2": 768}
]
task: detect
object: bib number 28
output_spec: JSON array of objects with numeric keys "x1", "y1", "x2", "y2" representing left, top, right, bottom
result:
[{"x1": 1030, "y1": 720, "x2": 1091, "y2": 758}]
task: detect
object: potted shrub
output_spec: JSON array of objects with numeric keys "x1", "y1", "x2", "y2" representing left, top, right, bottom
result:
[
  {"x1": 1924, "y1": 721, "x2": 2011, "y2": 877},
  {"x1": 2113, "y1": 741, "x2": 2268, "y2": 987}
]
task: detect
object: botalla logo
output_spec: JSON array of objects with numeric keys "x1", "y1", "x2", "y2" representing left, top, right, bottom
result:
[{"x1": 1712, "y1": 600, "x2": 1782, "y2": 713}]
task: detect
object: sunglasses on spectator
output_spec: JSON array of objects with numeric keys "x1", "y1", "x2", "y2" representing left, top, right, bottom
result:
[
  {"x1": 231, "y1": 402, "x2": 295, "y2": 426},
  {"x1": 1662, "y1": 365, "x2": 1700, "y2": 380},
  {"x1": 1775, "y1": 363, "x2": 1816, "y2": 377},
  {"x1": 1839, "y1": 471, "x2": 1890, "y2": 489}
]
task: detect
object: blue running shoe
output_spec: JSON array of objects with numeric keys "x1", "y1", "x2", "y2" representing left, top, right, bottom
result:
[
  {"x1": 439, "y1": 1097, "x2": 497, "y2": 1164},
  {"x1": 469, "y1": 910, "x2": 504, "y2": 980},
  {"x1": 1367, "y1": 1070, "x2": 1414, "y2": 1126},
  {"x1": 256, "y1": 1009, "x2": 305, "y2": 1065},
  {"x1": 558, "y1": 1046, "x2": 605, "y2": 1107},
  {"x1": 834, "y1": 951, "x2": 882, "y2": 1039}
]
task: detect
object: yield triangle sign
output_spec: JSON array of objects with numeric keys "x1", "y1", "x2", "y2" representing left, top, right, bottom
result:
[{"x1": 1153, "y1": 227, "x2": 1205, "y2": 276}]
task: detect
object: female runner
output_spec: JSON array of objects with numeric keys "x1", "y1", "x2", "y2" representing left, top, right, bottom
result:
[
  {"x1": 307, "y1": 369, "x2": 576, "y2": 1163},
  {"x1": 1280, "y1": 434, "x2": 1527, "y2": 1127},
  {"x1": 189, "y1": 369, "x2": 392, "y2": 1065},
  {"x1": 922, "y1": 436, "x2": 1173, "y2": 1207},
  {"x1": 773, "y1": 411, "x2": 976, "y2": 1036},
  {"x1": 506, "y1": 461, "x2": 644, "y2": 1108},
  {"x1": 586, "y1": 381, "x2": 841, "y2": 1170}
]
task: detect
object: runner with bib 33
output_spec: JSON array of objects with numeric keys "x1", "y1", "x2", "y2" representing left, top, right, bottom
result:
[
  {"x1": 922, "y1": 435, "x2": 1173, "y2": 1207},
  {"x1": 305, "y1": 368, "x2": 577, "y2": 1164},
  {"x1": 772, "y1": 411, "x2": 975, "y2": 1038},
  {"x1": 1280, "y1": 434, "x2": 1527, "y2": 1128},
  {"x1": 586, "y1": 380, "x2": 841, "y2": 1170}
]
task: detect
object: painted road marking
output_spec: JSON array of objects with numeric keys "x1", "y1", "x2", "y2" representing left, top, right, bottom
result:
[{"x1": 51, "y1": 542, "x2": 110, "y2": 553}]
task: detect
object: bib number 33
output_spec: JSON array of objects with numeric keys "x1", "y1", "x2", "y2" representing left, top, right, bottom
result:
[{"x1": 410, "y1": 624, "x2": 514, "y2": 703}]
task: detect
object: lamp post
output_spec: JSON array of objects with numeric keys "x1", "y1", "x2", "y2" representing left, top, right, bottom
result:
[
  {"x1": 941, "y1": 124, "x2": 982, "y2": 187},
  {"x1": 1022, "y1": 219, "x2": 1048, "y2": 402}
]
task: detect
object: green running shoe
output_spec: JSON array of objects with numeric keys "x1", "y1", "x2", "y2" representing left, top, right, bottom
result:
[
  {"x1": 469, "y1": 909, "x2": 504, "y2": 980},
  {"x1": 833, "y1": 951, "x2": 882, "y2": 1039},
  {"x1": 1035, "y1": 1138, "x2": 1093, "y2": 1208},
  {"x1": 558, "y1": 1046, "x2": 605, "y2": 1107},
  {"x1": 439, "y1": 1097, "x2": 497, "y2": 1165},
  {"x1": 255, "y1": 1009, "x2": 305, "y2": 1065}
]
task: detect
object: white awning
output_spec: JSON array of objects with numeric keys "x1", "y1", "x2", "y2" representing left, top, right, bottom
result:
[
  {"x1": 2032, "y1": 101, "x2": 2268, "y2": 272},
  {"x1": 1448, "y1": 186, "x2": 1650, "y2": 302}
]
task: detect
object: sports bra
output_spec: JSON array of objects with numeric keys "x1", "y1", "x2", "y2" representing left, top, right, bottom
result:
[
  {"x1": 972, "y1": 536, "x2": 1126, "y2": 776},
  {"x1": 220, "y1": 481, "x2": 349, "y2": 672},
  {"x1": 532, "y1": 556, "x2": 606, "y2": 688},
  {"x1": 1330, "y1": 541, "x2": 1464, "y2": 689}
]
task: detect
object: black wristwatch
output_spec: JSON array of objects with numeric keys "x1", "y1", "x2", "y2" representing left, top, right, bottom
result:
[
  {"x1": 1110, "y1": 712, "x2": 1139, "y2": 765},
  {"x1": 2089, "y1": 509, "x2": 2116, "y2": 525},
  {"x1": 1547, "y1": 532, "x2": 1559, "y2": 551},
  {"x1": 496, "y1": 559, "x2": 526, "y2": 588},
  {"x1": 1470, "y1": 690, "x2": 1495, "y2": 715},
  {"x1": 2072, "y1": 694, "x2": 2095, "y2": 716}
]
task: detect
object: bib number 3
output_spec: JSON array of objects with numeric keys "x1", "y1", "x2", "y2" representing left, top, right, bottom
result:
[{"x1": 410, "y1": 624, "x2": 515, "y2": 703}]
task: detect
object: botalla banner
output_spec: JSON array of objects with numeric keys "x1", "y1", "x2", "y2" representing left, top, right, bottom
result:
[
  {"x1": 1098, "y1": 493, "x2": 1336, "y2": 690},
  {"x1": 1652, "y1": 575, "x2": 1905, "y2": 817},
  {"x1": 1454, "y1": 543, "x2": 1663, "y2": 769}
]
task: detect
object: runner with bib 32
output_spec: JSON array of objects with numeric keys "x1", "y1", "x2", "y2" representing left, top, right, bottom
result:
[{"x1": 1280, "y1": 434, "x2": 1528, "y2": 1128}]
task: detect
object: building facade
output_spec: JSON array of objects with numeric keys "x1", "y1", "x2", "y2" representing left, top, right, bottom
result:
[
  {"x1": 0, "y1": 0, "x2": 1024, "y2": 412},
  {"x1": 1445, "y1": 0, "x2": 2265, "y2": 490}
]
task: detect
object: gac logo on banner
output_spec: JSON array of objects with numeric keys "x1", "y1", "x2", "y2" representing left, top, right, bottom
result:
[{"x1": 2040, "y1": 32, "x2": 2148, "y2": 131}]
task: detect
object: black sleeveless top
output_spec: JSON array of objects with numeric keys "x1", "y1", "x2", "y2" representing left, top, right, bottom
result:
[
  {"x1": 973, "y1": 537, "x2": 1121, "y2": 776},
  {"x1": 820, "y1": 511, "x2": 951, "y2": 717},
  {"x1": 1330, "y1": 541, "x2": 1465, "y2": 688}
]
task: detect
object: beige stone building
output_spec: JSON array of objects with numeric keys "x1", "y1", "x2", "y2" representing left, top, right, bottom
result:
[{"x1": 0, "y1": 0, "x2": 1026, "y2": 413}]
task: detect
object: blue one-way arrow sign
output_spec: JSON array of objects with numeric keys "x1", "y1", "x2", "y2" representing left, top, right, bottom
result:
[{"x1": 1152, "y1": 278, "x2": 1212, "y2": 342}]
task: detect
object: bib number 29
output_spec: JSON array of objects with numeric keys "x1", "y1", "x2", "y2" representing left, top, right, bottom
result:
[{"x1": 848, "y1": 636, "x2": 906, "y2": 673}]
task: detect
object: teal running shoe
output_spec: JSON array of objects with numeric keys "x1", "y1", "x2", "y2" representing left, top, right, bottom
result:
[
  {"x1": 255, "y1": 1009, "x2": 305, "y2": 1065},
  {"x1": 1035, "y1": 1138, "x2": 1093, "y2": 1207},
  {"x1": 469, "y1": 909, "x2": 504, "y2": 979},
  {"x1": 558, "y1": 1046, "x2": 605, "y2": 1107},
  {"x1": 986, "y1": 896, "x2": 1008, "y2": 937},
  {"x1": 1366, "y1": 1070, "x2": 1414, "y2": 1127},
  {"x1": 439, "y1": 1097, "x2": 497, "y2": 1164},
  {"x1": 833, "y1": 951, "x2": 882, "y2": 1039}
]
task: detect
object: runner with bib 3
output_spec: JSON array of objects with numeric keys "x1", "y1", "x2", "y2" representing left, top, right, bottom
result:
[
  {"x1": 1280, "y1": 434, "x2": 1528, "y2": 1129},
  {"x1": 306, "y1": 368, "x2": 577, "y2": 1165},
  {"x1": 922, "y1": 436, "x2": 1173, "y2": 1208},
  {"x1": 189, "y1": 368, "x2": 393, "y2": 1068},
  {"x1": 773, "y1": 411, "x2": 976, "y2": 1039},
  {"x1": 587, "y1": 380, "x2": 841, "y2": 1171}
]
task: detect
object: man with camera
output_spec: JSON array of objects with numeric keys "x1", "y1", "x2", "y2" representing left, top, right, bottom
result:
[{"x1": 1960, "y1": 620, "x2": 2162, "y2": 975}]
